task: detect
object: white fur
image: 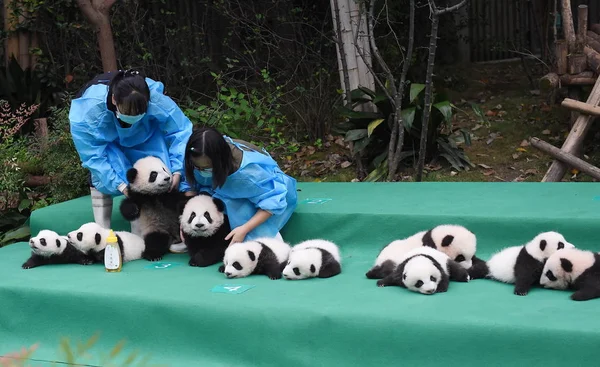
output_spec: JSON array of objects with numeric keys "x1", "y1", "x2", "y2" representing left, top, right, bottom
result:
[
  {"x1": 401, "y1": 247, "x2": 449, "y2": 294},
  {"x1": 372, "y1": 231, "x2": 426, "y2": 267},
  {"x1": 283, "y1": 239, "x2": 341, "y2": 280},
  {"x1": 223, "y1": 237, "x2": 291, "y2": 278},
  {"x1": 428, "y1": 224, "x2": 477, "y2": 269},
  {"x1": 180, "y1": 194, "x2": 225, "y2": 237},
  {"x1": 29, "y1": 230, "x2": 68, "y2": 257},
  {"x1": 68, "y1": 222, "x2": 145, "y2": 262},
  {"x1": 540, "y1": 248, "x2": 594, "y2": 290},
  {"x1": 131, "y1": 156, "x2": 172, "y2": 195},
  {"x1": 487, "y1": 231, "x2": 574, "y2": 283}
]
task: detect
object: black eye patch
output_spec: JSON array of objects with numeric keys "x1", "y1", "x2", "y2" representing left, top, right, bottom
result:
[
  {"x1": 539, "y1": 239, "x2": 547, "y2": 251},
  {"x1": 455, "y1": 255, "x2": 466, "y2": 262},
  {"x1": 293, "y1": 267, "x2": 300, "y2": 276},
  {"x1": 204, "y1": 211, "x2": 213, "y2": 224},
  {"x1": 77, "y1": 232, "x2": 83, "y2": 242},
  {"x1": 56, "y1": 239, "x2": 61, "y2": 248},
  {"x1": 430, "y1": 276, "x2": 436, "y2": 282},
  {"x1": 188, "y1": 212, "x2": 196, "y2": 224},
  {"x1": 232, "y1": 262, "x2": 242, "y2": 271},
  {"x1": 149, "y1": 171, "x2": 158, "y2": 182},
  {"x1": 310, "y1": 264, "x2": 316, "y2": 273},
  {"x1": 558, "y1": 242, "x2": 565, "y2": 250},
  {"x1": 40, "y1": 238, "x2": 47, "y2": 246},
  {"x1": 414, "y1": 280, "x2": 424, "y2": 288},
  {"x1": 95, "y1": 233, "x2": 101, "y2": 245},
  {"x1": 545, "y1": 270, "x2": 557, "y2": 282}
]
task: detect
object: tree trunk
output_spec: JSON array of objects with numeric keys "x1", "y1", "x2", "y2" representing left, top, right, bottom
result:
[
  {"x1": 575, "y1": 5, "x2": 588, "y2": 53},
  {"x1": 4, "y1": 0, "x2": 19, "y2": 66},
  {"x1": 76, "y1": 0, "x2": 118, "y2": 72},
  {"x1": 555, "y1": 40, "x2": 568, "y2": 74},
  {"x1": 584, "y1": 46, "x2": 600, "y2": 73},
  {"x1": 560, "y1": 0, "x2": 576, "y2": 48}
]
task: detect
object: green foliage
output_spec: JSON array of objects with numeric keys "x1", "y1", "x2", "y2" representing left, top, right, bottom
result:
[
  {"x1": 337, "y1": 83, "x2": 474, "y2": 180},
  {"x1": 0, "y1": 334, "x2": 164, "y2": 367}
]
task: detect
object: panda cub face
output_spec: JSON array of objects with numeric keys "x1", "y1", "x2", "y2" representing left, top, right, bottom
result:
[
  {"x1": 180, "y1": 193, "x2": 226, "y2": 237},
  {"x1": 67, "y1": 222, "x2": 107, "y2": 253},
  {"x1": 282, "y1": 248, "x2": 321, "y2": 280},
  {"x1": 540, "y1": 248, "x2": 593, "y2": 290},
  {"x1": 222, "y1": 241, "x2": 262, "y2": 278},
  {"x1": 29, "y1": 230, "x2": 68, "y2": 257},
  {"x1": 126, "y1": 156, "x2": 172, "y2": 195},
  {"x1": 527, "y1": 231, "x2": 574, "y2": 262},
  {"x1": 402, "y1": 256, "x2": 442, "y2": 294}
]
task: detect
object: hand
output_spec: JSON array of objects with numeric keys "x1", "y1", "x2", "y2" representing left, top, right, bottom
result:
[
  {"x1": 184, "y1": 190, "x2": 197, "y2": 197},
  {"x1": 170, "y1": 173, "x2": 181, "y2": 192},
  {"x1": 225, "y1": 226, "x2": 249, "y2": 245},
  {"x1": 122, "y1": 187, "x2": 130, "y2": 198}
]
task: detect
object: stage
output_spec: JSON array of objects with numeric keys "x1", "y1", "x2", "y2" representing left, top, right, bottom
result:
[{"x1": 1, "y1": 182, "x2": 600, "y2": 366}]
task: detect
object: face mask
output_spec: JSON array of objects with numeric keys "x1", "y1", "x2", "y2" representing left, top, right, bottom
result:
[
  {"x1": 116, "y1": 107, "x2": 145, "y2": 125},
  {"x1": 197, "y1": 168, "x2": 213, "y2": 178}
]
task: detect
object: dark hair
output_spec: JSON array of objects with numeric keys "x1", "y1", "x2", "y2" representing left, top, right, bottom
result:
[
  {"x1": 109, "y1": 69, "x2": 150, "y2": 115},
  {"x1": 185, "y1": 127, "x2": 234, "y2": 189}
]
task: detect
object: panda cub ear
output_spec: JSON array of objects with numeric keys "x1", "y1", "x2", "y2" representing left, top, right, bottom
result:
[
  {"x1": 212, "y1": 197, "x2": 226, "y2": 212},
  {"x1": 560, "y1": 258, "x2": 573, "y2": 272},
  {"x1": 126, "y1": 168, "x2": 138, "y2": 183}
]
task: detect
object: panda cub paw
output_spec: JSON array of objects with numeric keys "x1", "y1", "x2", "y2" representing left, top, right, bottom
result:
[
  {"x1": 218, "y1": 265, "x2": 225, "y2": 273},
  {"x1": 514, "y1": 290, "x2": 529, "y2": 296}
]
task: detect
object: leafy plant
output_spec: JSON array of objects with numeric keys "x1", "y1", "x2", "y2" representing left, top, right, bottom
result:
[{"x1": 336, "y1": 83, "x2": 474, "y2": 180}]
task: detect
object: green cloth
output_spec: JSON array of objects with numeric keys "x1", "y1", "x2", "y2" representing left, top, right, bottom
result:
[{"x1": 2, "y1": 182, "x2": 600, "y2": 366}]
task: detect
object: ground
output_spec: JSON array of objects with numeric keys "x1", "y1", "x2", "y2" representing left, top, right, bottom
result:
[{"x1": 282, "y1": 60, "x2": 600, "y2": 183}]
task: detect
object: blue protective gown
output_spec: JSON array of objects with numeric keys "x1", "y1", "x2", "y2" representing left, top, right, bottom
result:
[
  {"x1": 191, "y1": 136, "x2": 298, "y2": 240},
  {"x1": 69, "y1": 77, "x2": 193, "y2": 196}
]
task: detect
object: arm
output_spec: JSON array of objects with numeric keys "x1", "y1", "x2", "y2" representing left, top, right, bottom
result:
[
  {"x1": 70, "y1": 114, "x2": 127, "y2": 196},
  {"x1": 225, "y1": 209, "x2": 272, "y2": 242}
]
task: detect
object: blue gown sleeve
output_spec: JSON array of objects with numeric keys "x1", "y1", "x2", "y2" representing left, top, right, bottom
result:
[
  {"x1": 228, "y1": 163, "x2": 290, "y2": 216},
  {"x1": 69, "y1": 107, "x2": 126, "y2": 196},
  {"x1": 146, "y1": 79, "x2": 193, "y2": 181}
]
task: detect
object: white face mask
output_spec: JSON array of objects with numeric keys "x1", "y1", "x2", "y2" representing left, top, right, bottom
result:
[{"x1": 116, "y1": 107, "x2": 145, "y2": 125}]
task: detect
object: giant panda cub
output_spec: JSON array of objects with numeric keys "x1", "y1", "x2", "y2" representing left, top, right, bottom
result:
[
  {"x1": 180, "y1": 192, "x2": 231, "y2": 267},
  {"x1": 67, "y1": 222, "x2": 146, "y2": 263},
  {"x1": 120, "y1": 156, "x2": 191, "y2": 261},
  {"x1": 483, "y1": 231, "x2": 574, "y2": 296},
  {"x1": 376, "y1": 246, "x2": 470, "y2": 295},
  {"x1": 282, "y1": 239, "x2": 342, "y2": 280},
  {"x1": 22, "y1": 230, "x2": 94, "y2": 269},
  {"x1": 219, "y1": 237, "x2": 291, "y2": 280},
  {"x1": 540, "y1": 248, "x2": 600, "y2": 301},
  {"x1": 365, "y1": 224, "x2": 478, "y2": 280}
]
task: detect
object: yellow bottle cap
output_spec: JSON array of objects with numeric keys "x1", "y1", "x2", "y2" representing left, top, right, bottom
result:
[{"x1": 107, "y1": 230, "x2": 118, "y2": 243}]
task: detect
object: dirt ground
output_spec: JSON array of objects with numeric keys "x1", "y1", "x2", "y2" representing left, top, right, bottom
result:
[{"x1": 284, "y1": 60, "x2": 600, "y2": 183}]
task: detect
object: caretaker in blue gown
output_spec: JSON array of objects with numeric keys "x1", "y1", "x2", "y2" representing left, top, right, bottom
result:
[
  {"x1": 182, "y1": 127, "x2": 298, "y2": 246},
  {"x1": 69, "y1": 69, "x2": 193, "y2": 233}
]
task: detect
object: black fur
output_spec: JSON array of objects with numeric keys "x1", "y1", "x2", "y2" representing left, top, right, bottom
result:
[
  {"x1": 184, "y1": 215, "x2": 231, "y2": 267},
  {"x1": 513, "y1": 247, "x2": 544, "y2": 296},
  {"x1": 119, "y1": 169, "x2": 192, "y2": 262},
  {"x1": 315, "y1": 248, "x2": 342, "y2": 278},
  {"x1": 22, "y1": 243, "x2": 94, "y2": 269},
  {"x1": 422, "y1": 230, "x2": 436, "y2": 248},
  {"x1": 376, "y1": 254, "x2": 450, "y2": 293},
  {"x1": 467, "y1": 255, "x2": 489, "y2": 280},
  {"x1": 254, "y1": 242, "x2": 285, "y2": 280},
  {"x1": 446, "y1": 258, "x2": 470, "y2": 282},
  {"x1": 365, "y1": 259, "x2": 396, "y2": 279},
  {"x1": 562, "y1": 253, "x2": 600, "y2": 301}
]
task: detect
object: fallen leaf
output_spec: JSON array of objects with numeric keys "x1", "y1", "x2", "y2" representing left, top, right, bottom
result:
[
  {"x1": 541, "y1": 104, "x2": 552, "y2": 112},
  {"x1": 509, "y1": 166, "x2": 516, "y2": 170},
  {"x1": 472, "y1": 124, "x2": 482, "y2": 131},
  {"x1": 335, "y1": 137, "x2": 345, "y2": 147},
  {"x1": 478, "y1": 163, "x2": 492, "y2": 169},
  {"x1": 516, "y1": 147, "x2": 527, "y2": 152},
  {"x1": 351, "y1": 178, "x2": 360, "y2": 182},
  {"x1": 483, "y1": 170, "x2": 495, "y2": 176},
  {"x1": 495, "y1": 104, "x2": 503, "y2": 110},
  {"x1": 524, "y1": 169, "x2": 538, "y2": 175},
  {"x1": 485, "y1": 110, "x2": 497, "y2": 117},
  {"x1": 512, "y1": 153, "x2": 520, "y2": 160},
  {"x1": 494, "y1": 176, "x2": 507, "y2": 182},
  {"x1": 307, "y1": 146, "x2": 316, "y2": 155},
  {"x1": 520, "y1": 140, "x2": 530, "y2": 147},
  {"x1": 497, "y1": 111, "x2": 507, "y2": 117},
  {"x1": 65, "y1": 74, "x2": 74, "y2": 83},
  {"x1": 450, "y1": 171, "x2": 458, "y2": 176},
  {"x1": 571, "y1": 169, "x2": 579, "y2": 175},
  {"x1": 341, "y1": 161, "x2": 352, "y2": 168},
  {"x1": 542, "y1": 129, "x2": 551, "y2": 135},
  {"x1": 476, "y1": 153, "x2": 490, "y2": 157}
]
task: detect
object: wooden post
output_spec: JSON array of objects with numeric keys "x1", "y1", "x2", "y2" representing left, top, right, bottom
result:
[
  {"x1": 591, "y1": 24, "x2": 600, "y2": 35},
  {"x1": 568, "y1": 53, "x2": 587, "y2": 74},
  {"x1": 530, "y1": 137, "x2": 600, "y2": 181},
  {"x1": 576, "y1": 5, "x2": 588, "y2": 52},
  {"x1": 555, "y1": 40, "x2": 568, "y2": 74},
  {"x1": 560, "y1": 0, "x2": 576, "y2": 48},
  {"x1": 584, "y1": 46, "x2": 600, "y2": 73},
  {"x1": 561, "y1": 98, "x2": 600, "y2": 116},
  {"x1": 542, "y1": 77, "x2": 600, "y2": 181}
]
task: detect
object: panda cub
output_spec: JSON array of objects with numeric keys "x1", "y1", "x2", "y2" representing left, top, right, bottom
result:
[
  {"x1": 282, "y1": 239, "x2": 342, "y2": 280},
  {"x1": 540, "y1": 248, "x2": 600, "y2": 301},
  {"x1": 22, "y1": 230, "x2": 93, "y2": 269},
  {"x1": 484, "y1": 231, "x2": 574, "y2": 296},
  {"x1": 120, "y1": 156, "x2": 191, "y2": 261},
  {"x1": 219, "y1": 237, "x2": 291, "y2": 280},
  {"x1": 365, "y1": 224, "x2": 478, "y2": 280},
  {"x1": 180, "y1": 192, "x2": 231, "y2": 267},
  {"x1": 67, "y1": 222, "x2": 146, "y2": 263},
  {"x1": 376, "y1": 246, "x2": 470, "y2": 295}
]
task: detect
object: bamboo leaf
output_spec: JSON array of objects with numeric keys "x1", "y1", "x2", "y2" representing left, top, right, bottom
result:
[
  {"x1": 352, "y1": 136, "x2": 371, "y2": 155},
  {"x1": 367, "y1": 119, "x2": 385, "y2": 137},
  {"x1": 433, "y1": 101, "x2": 453, "y2": 123},
  {"x1": 409, "y1": 83, "x2": 425, "y2": 102}
]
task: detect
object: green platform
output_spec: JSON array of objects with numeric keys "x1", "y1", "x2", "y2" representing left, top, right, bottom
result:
[{"x1": 2, "y1": 182, "x2": 600, "y2": 366}]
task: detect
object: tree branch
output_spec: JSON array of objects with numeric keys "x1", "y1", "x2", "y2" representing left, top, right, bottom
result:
[{"x1": 434, "y1": 0, "x2": 467, "y2": 15}]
